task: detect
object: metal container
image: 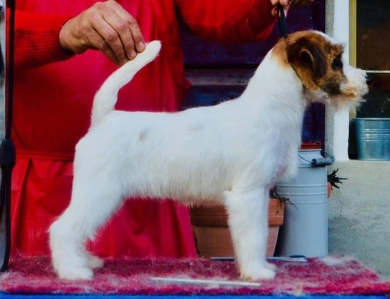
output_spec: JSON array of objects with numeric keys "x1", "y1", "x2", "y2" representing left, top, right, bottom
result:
[
  {"x1": 275, "y1": 149, "x2": 328, "y2": 258},
  {"x1": 354, "y1": 118, "x2": 390, "y2": 161}
]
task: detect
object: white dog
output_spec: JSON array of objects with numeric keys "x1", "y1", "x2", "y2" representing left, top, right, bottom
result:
[{"x1": 49, "y1": 30, "x2": 368, "y2": 281}]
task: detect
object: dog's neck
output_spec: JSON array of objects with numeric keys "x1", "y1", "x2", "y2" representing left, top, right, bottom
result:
[{"x1": 241, "y1": 49, "x2": 308, "y2": 117}]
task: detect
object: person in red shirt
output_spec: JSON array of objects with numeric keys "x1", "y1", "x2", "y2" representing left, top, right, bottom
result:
[{"x1": 11, "y1": 0, "x2": 311, "y2": 258}]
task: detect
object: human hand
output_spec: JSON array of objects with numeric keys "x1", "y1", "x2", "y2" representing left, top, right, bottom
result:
[
  {"x1": 59, "y1": 0, "x2": 145, "y2": 65},
  {"x1": 270, "y1": 0, "x2": 314, "y2": 17}
]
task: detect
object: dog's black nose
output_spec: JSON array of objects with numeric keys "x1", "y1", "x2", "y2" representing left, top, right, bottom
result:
[{"x1": 365, "y1": 74, "x2": 371, "y2": 85}]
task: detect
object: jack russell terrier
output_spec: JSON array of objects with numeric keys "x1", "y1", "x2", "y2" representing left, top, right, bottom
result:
[{"x1": 49, "y1": 30, "x2": 369, "y2": 281}]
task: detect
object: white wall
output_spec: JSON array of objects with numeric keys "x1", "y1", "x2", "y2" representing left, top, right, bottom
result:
[
  {"x1": 325, "y1": 0, "x2": 350, "y2": 160},
  {"x1": 325, "y1": 1, "x2": 390, "y2": 277}
]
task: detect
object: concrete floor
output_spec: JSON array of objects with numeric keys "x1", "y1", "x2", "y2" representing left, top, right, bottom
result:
[{"x1": 328, "y1": 160, "x2": 390, "y2": 277}]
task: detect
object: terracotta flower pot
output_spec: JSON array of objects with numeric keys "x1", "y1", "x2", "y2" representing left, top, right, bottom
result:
[
  {"x1": 190, "y1": 198, "x2": 284, "y2": 258},
  {"x1": 327, "y1": 182, "x2": 332, "y2": 198}
]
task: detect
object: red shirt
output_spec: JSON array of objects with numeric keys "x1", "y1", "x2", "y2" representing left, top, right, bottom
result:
[{"x1": 11, "y1": 0, "x2": 277, "y2": 257}]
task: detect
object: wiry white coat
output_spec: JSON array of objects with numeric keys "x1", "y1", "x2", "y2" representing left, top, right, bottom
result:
[{"x1": 49, "y1": 33, "x2": 368, "y2": 281}]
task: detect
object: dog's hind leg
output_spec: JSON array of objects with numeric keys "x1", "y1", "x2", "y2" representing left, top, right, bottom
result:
[
  {"x1": 49, "y1": 175, "x2": 123, "y2": 280},
  {"x1": 225, "y1": 188, "x2": 276, "y2": 280}
]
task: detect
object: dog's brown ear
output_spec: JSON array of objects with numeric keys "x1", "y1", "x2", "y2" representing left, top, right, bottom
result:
[{"x1": 287, "y1": 36, "x2": 327, "y2": 79}]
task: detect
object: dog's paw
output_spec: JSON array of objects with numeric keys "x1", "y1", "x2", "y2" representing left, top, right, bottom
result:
[
  {"x1": 240, "y1": 267, "x2": 276, "y2": 281},
  {"x1": 265, "y1": 261, "x2": 277, "y2": 271},
  {"x1": 57, "y1": 267, "x2": 94, "y2": 281},
  {"x1": 87, "y1": 255, "x2": 104, "y2": 270}
]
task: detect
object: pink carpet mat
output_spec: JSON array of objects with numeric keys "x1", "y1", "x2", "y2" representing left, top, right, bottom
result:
[{"x1": 0, "y1": 256, "x2": 389, "y2": 296}]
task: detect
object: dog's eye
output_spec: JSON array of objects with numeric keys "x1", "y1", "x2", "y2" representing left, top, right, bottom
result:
[{"x1": 332, "y1": 55, "x2": 343, "y2": 70}]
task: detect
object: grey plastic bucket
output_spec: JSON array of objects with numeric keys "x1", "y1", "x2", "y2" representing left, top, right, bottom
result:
[
  {"x1": 275, "y1": 149, "x2": 328, "y2": 257},
  {"x1": 354, "y1": 118, "x2": 390, "y2": 161}
]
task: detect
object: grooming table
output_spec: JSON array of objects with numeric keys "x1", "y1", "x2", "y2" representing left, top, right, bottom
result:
[{"x1": 0, "y1": 256, "x2": 389, "y2": 299}]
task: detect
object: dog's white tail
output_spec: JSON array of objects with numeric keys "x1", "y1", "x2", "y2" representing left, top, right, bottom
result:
[{"x1": 91, "y1": 41, "x2": 162, "y2": 127}]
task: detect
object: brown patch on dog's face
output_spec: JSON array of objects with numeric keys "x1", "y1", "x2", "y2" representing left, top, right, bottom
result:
[
  {"x1": 287, "y1": 31, "x2": 345, "y2": 94},
  {"x1": 272, "y1": 31, "x2": 366, "y2": 107}
]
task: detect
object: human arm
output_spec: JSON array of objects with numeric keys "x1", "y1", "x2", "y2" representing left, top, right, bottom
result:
[
  {"x1": 174, "y1": 0, "x2": 277, "y2": 43},
  {"x1": 14, "y1": 1, "x2": 145, "y2": 70},
  {"x1": 14, "y1": 10, "x2": 74, "y2": 69},
  {"x1": 59, "y1": 1, "x2": 145, "y2": 66},
  {"x1": 174, "y1": 0, "x2": 313, "y2": 43}
]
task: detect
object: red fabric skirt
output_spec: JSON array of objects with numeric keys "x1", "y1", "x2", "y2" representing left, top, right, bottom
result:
[{"x1": 11, "y1": 151, "x2": 196, "y2": 258}]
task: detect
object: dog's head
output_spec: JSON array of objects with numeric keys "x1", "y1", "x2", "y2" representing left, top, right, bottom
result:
[{"x1": 273, "y1": 30, "x2": 369, "y2": 109}]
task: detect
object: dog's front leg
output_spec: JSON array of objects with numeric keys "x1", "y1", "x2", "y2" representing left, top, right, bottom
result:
[{"x1": 225, "y1": 188, "x2": 276, "y2": 280}]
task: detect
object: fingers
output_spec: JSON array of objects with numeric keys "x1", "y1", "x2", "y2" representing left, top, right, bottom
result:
[
  {"x1": 59, "y1": 1, "x2": 145, "y2": 65},
  {"x1": 84, "y1": 29, "x2": 120, "y2": 64},
  {"x1": 91, "y1": 7, "x2": 133, "y2": 63},
  {"x1": 270, "y1": 0, "x2": 289, "y2": 6},
  {"x1": 108, "y1": 1, "x2": 145, "y2": 53},
  {"x1": 271, "y1": 3, "x2": 288, "y2": 17},
  {"x1": 271, "y1": 0, "x2": 314, "y2": 8},
  {"x1": 270, "y1": 0, "x2": 313, "y2": 17},
  {"x1": 101, "y1": 1, "x2": 145, "y2": 59}
]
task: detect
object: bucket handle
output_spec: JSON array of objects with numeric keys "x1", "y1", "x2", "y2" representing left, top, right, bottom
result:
[{"x1": 311, "y1": 150, "x2": 335, "y2": 167}]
